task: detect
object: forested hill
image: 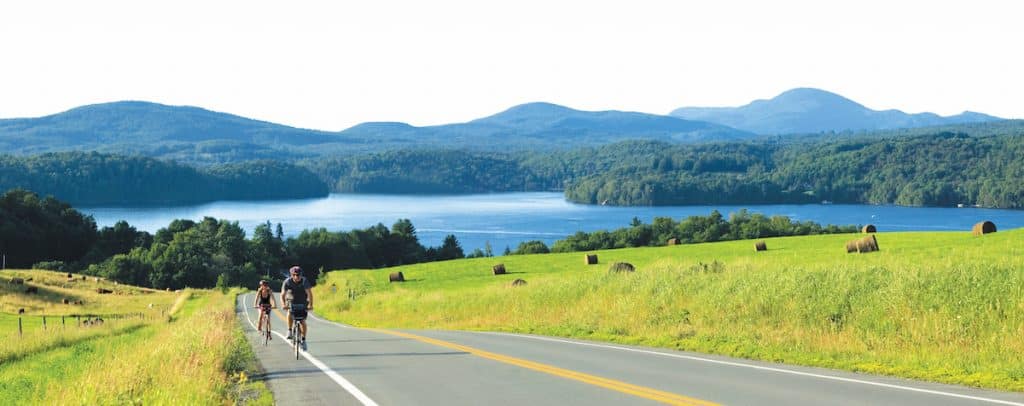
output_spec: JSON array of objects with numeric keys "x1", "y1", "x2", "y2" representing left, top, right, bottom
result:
[
  {"x1": 0, "y1": 152, "x2": 328, "y2": 206},
  {"x1": 0, "y1": 101, "x2": 750, "y2": 164},
  {"x1": 302, "y1": 122, "x2": 1024, "y2": 209}
]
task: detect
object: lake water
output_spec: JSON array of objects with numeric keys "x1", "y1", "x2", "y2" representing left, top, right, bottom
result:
[{"x1": 80, "y1": 193, "x2": 1023, "y2": 253}]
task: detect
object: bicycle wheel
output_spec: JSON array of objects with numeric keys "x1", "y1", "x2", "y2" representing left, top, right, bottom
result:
[
  {"x1": 263, "y1": 315, "x2": 271, "y2": 346},
  {"x1": 293, "y1": 322, "x2": 300, "y2": 359}
]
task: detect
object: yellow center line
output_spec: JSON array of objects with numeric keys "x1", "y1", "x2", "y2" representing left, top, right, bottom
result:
[{"x1": 366, "y1": 328, "x2": 719, "y2": 406}]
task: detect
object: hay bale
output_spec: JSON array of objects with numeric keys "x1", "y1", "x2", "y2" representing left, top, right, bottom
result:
[
  {"x1": 754, "y1": 241, "x2": 767, "y2": 252},
  {"x1": 972, "y1": 221, "x2": 996, "y2": 236},
  {"x1": 609, "y1": 262, "x2": 635, "y2": 273},
  {"x1": 666, "y1": 238, "x2": 678, "y2": 246},
  {"x1": 96, "y1": 288, "x2": 113, "y2": 294},
  {"x1": 66, "y1": 273, "x2": 73, "y2": 279},
  {"x1": 388, "y1": 272, "x2": 405, "y2": 283},
  {"x1": 845, "y1": 240, "x2": 858, "y2": 253},
  {"x1": 862, "y1": 224, "x2": 876, "y2": 233},
  {"x1": 854, "y1": 235, "x2": 879, "y2": 253},
  {"x1": 25, "y1": 286, "x2": 38, "y2": 294},
  {"x1": 18, "y1": 308, "x2": 24, "y2": 315},
  {"x1": 62, "y1": 298, "x2": 70, "y2": 305},
  {"x1": 492, "y1": 264, "x2": 507, "y2": 275},
  {"x1": 510, "y1": 279, "x2": 527, "y2": 287},
  {"x1": 10, "y1": 278, "x2": 24, "y2": 285},
  {"x1": 585, "y1": 254, "x2": 598, "y2": 265}
]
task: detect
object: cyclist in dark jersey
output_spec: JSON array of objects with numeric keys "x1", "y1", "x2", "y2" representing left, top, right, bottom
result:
[
  {"x1": 282, "y1": 266, "x2": 313, "y2": 345},
  {"x1": 253, "y1": 280, "x2": 277, "y2": 336}
]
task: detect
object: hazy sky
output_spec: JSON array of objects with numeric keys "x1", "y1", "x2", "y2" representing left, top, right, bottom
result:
[{"x1": 1, "y1": 0, "x2": 1021, "y2": 130}]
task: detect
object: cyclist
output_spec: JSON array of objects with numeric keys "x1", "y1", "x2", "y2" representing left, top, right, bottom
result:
[
  {"x1": 281, "y1": 266, "x2": 313, "y2": 347},
  {"x1": 253, "y1": 280, "x2": 277, "y2": 337}
]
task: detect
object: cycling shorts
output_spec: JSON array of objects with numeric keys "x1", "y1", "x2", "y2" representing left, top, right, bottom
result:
[{"x1": 289, "y1": 303, "x2": 308, "y2": 321}]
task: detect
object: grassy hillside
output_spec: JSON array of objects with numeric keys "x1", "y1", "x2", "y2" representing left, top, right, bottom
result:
[
  {"x1": 314, "y1": 228, "x2": 1024, "y2": 392},
  {"x1": 0, "y1": 270, "x2": 271, "y2": 405}
]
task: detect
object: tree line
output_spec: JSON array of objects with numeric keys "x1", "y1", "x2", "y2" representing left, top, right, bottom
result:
[
  {"x1": 548, "y1": 210, "x2": 857, "y2": 252},
  {"x1": 1, "y1": 189, "x2": 464, "y2": 289},
  {"x1": 5, "y1": 124, "x2": 1024, "y2": 210},
  {"x1": 301, "y1": 129, "x2": 1024, "y2": 209}
]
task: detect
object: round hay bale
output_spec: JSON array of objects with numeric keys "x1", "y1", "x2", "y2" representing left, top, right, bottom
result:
[
  {"x1": 585, "y1": 254, "x2": 598, "y2": 265},
  {"x1": 972, "y1": 221, "x2": 996, "y2": 236},
  {"x1": 492, "y1": 264, "x2": 507, "y2": 275},
  {"x1": 666, "y1": 238, "x2": 678, "y2": 246},
  {"x1": 388, "y1": 272, "x2": 405, "y2": 283},
  {"x1": 510, "y1": 279, "x2": 527, "y2": 287},
  {"x1": 754, "y1": 241, "x2": 767, "y2": 252},
  {"x1": 845, "y1": 239, "x2": 858, "y2": 253},
  {"x1": 18, "y1": 308, "x2": 25, "y2": 315},
  {"x1": 862, "y1": 224, "x2": 876, "y2": 233},
  {"x1": 62, "y1": 298, "x2": 70, "y2": 305},
  {"x1": 608, "y1": 262, "x2": 635, "y2": 273},
  {"x1": 854, "y1": 235, "x2": 878, "y2": 253}
]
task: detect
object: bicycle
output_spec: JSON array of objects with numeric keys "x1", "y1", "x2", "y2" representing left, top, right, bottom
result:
[
  {"x1": 256, "y1": 304, "x2": 274, "y2": 346},
  {"x1": 288, "y1": 303, "x2": 308, "y2": 359}
]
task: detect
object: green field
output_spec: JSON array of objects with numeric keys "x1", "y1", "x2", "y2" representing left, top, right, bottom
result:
[
  {"x1": 314, "y1": 229, "x2": 1024, "y2": 392},
  {"x1": 0, "y1": 269, "x2": 272, "y2": 405}
]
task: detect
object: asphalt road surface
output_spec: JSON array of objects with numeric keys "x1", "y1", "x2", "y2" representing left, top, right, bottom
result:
[{"x1": 236, "y1": 293, "x2": 1024, "y2": 406}]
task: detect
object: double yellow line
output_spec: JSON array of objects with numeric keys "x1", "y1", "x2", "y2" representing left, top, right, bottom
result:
[{"x1": 368, "y1": 329, "x2": 718, "y2": 406}]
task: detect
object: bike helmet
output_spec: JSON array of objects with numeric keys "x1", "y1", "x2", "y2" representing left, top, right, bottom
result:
[{"x1": 289, "y1": 266, "x2": 302, "y2": 276}]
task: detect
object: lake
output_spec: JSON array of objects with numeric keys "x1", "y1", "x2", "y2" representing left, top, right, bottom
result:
[{"x1": 80, "y1": 193, "x2": 1023, "y2": 253}]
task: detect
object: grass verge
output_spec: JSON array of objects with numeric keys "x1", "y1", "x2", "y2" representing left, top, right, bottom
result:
[{"x1": 0, "y1": 288, "x2": 272, "y2": 405}]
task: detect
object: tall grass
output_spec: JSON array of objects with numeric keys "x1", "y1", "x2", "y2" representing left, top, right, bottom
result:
[
  {"x1": 0, "y1": 288, "x2": 272, "y2": 405},
  {"x1": 315, "y1": 229, "x2": 1024, "y2": 391},
  {"x1": 35, "y1": 290, "x2": 272, "y2": 405},
  {"x1": 0, "y1": 269, "x2": 177, "y2": 316}
]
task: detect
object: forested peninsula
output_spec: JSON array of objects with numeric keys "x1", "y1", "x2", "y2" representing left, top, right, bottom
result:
[
  {"x1": 0, "y1": 152, "x2": 328, "y2": 206},
  {"x1": 305, "y1": 130, "x2": 1024, "y2": 209}
]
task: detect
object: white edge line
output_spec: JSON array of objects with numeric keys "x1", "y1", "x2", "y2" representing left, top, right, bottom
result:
[
  {"x1": 239, "y1": 294, "x2": 378, "y2": 406},
  {"x1": 474, "y1": 332, "x2": 1024, "y2": 406}
]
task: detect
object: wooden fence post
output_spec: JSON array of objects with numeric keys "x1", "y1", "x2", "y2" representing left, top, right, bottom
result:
[{"x1": 19, "y1": 317, "x2": 23, "y2": 336}]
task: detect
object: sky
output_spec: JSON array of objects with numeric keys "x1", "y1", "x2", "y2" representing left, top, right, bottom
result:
[{"x1": 1, "y1": 0, "x2": 1021, "y2": 130}]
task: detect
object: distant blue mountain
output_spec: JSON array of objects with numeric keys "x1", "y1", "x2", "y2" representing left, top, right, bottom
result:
[
  {"x1": 339, "y1": 102, "x2": 753, "y2": 146},
  {"x1": 0, "y1": 101, "x2": 748, "y2": 163},
  {"x1": 669, "y1": 88, "x2": 1002, "y2": 135},
  {"x1": 0, "y1": 100, "x2": 337, "y2": 146}
]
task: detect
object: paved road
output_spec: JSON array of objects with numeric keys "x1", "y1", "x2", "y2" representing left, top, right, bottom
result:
[{"x1": 236, "y1": 293, "x2": 1024, "y2": 405}]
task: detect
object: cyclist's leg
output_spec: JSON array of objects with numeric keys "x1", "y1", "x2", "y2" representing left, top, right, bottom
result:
[
  {"x1": 286, "y1": 311, "x2": 294, "y2": 339},
  {"x1": 300, "y1": 320, "x2": 307, "y2": 340}
]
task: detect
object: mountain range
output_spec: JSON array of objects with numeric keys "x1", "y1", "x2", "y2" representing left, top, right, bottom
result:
[
  {"x1": 0, "y1": 88, "x2": 1006, "y2": 164},
  {"x1": 670, "y1": 88, "x2": 1001, "y2": 135}
]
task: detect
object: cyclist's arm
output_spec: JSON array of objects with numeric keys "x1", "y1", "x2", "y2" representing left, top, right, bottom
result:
[
  {"x1": 281, "y1": 281, "x2": 288, "y2": 307},
  {"x1": 306, "y1": 287, "x2": 313, "y2": 309},
  {"x1": 253, "y1": 291, "x2": 259, "y2": 308}
]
